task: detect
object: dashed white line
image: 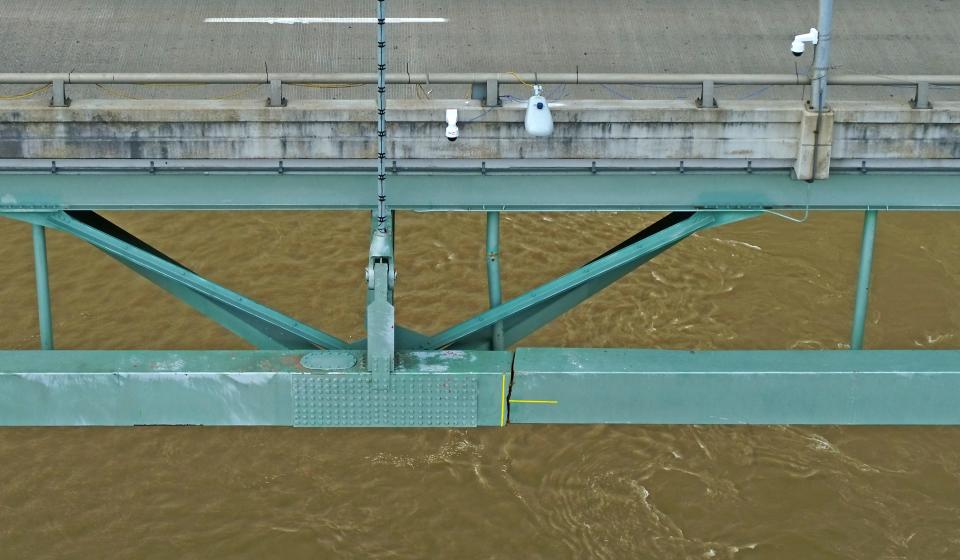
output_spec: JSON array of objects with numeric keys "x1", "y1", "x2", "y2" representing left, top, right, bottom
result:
[{"x1": 204, "y1": 17, "x2": 447, "y2": 24}]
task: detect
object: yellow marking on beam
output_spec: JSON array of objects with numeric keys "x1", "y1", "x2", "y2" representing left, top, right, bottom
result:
[
  {"x1": 500, "y1": 374, "x2": 506, "y2": 426},
  {"x1": 509, "y1": 399, "x2": 558, "y2": 405}
]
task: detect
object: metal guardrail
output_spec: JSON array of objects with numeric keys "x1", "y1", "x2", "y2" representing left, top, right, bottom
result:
[
  {"x1": 5, "y1": 72, "x2": 960, "y2": 85},
  {"x1": 5, "y1": 158, "x2": 959, "y2": 175},
  {"x1": 1, "y1": 72, "x2": 958, "y2": 107}
]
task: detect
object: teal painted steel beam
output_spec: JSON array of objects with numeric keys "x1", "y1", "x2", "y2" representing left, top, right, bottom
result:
[
  {"x1": 350, "y1": 326, "x2": 431, "y2": 351},
  {"x1": 451, "y1": 212, "x2": 697, "y2": 350},
  {"x1": 366, "y1": 212, "x2": 396, "y2": 376},
  {"x1": 430, "y1": 211, "x2": 758, "y2": 350},
  {"x1": 486, "y1": 212, "x2": 505, "y2": 351},
  {"x1": 367, "y1": 262, "x2": 395, "y2": 378},
  {"x1": 0, "y1": 350, "x2": 511, "y2": 427},
  {"x1": 851, "y1": 210, "x2": 878, "y2": 349},
  {"x1": 496, "y1": 246, "x2": 674, "y2": 348},
  {"x1": 2, "y1": 172, "x2": 960, "y2": 211},
  {"x1": 5, "y1": 348, "x2": 960, "y2": 425},
  {"x1": 31, "y1": 224, "x2": 54, "y2": 350},
  {"x1": 5, "y1": 211, "x2": 348, "y2": 350},
  {"x1": 510, "y1": 348, "x2": 960, "y2": 424}
]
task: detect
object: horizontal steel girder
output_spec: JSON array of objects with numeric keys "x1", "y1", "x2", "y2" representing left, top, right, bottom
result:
[
  {"x1": 510, "y1": 349, "x2": 960, "y2": 424},
  {"x1": 0, "y1": 350, "x2": 512, "y2": 427},
  {"x1": 4, "y1": 349, "x2": 960, "y2": 426},
  {"x1": 1, "y1": 171, "x2": 960, "y2": 211}
]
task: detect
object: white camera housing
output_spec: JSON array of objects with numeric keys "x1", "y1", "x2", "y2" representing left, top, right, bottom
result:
[
  {"x1": 524, "y1": 85, "x2": 554, "y2": 137},
  {"x1": 445, "y1": 109, "x2": 459, "y2": 141},
  {"x1": 791, "y1": 27, "x2": 819, "y2": 56}
]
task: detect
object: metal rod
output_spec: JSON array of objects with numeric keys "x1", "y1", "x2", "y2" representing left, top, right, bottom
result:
[
  {"x1": 6, "y1": 157, "x2": 960, "y2": 174},
  {"x1": 364, "y1": 1, "x2": 396, "y2": 377},
  {"x1": 812, "y1": 0, "x2": 833, "y2": 110},
  {"x1": 375, "y1": 0, "x2": 388, "y2": 235},
  {"x1": 486, "y1": 212, "x2": 505, "y2": 351},
  {"x1": 31, "y1": 224, "x2": 54, "y2": 350},
  {"x1": 851, "y1": 210, "x2": 878, "y2": 350},
  {"x1": 2, "y1": 72, "x2": 959, "y2": 87},
  {"x1": 829, "y1": 74, "x2": 960, "y2": 86},
  {"x1": 7, "y1": 157, "x2": 960, "y2": 173}
]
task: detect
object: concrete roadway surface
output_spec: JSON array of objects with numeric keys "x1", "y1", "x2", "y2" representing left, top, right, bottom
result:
[{"x1": 1, "y1": 1, "x2": 959, "y2": 100}]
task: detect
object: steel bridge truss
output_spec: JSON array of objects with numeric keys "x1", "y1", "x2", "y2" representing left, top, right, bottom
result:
[{"x1": 3, "y1": 166, "x2": 960, "y2": 426}]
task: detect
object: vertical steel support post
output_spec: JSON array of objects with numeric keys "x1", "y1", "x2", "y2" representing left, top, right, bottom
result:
[
  {"x1": 367, "y1": 210, "x2": 395, "y2": 379},
  {"x1": 486, "y1": 212, "x2": 505, "y2": 350},
  {"x1": 366, "y1": 0, "x2": 395, "y2": 379},
  {"x1": 367, "y1": 259, "x2": 395, "y2": 380},
  {"x1": 851, "y1": 210, "x2": 878, "y2": 349},
  {"x1": 812, "y1": 0, "x2": 833, "y2": 110},
  {"x1": 31, "y1": 224, "x2": 54, "y2": 350}
]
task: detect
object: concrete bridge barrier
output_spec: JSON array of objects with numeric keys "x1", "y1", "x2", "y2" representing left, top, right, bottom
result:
[{"x1": 2, "y1": 98, "x2": 957, "y2": 180}]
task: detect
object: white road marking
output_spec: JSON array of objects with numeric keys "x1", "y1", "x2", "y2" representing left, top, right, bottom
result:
[{"x1": 204, "y1": 17, "x2": 447, "y2": 24}]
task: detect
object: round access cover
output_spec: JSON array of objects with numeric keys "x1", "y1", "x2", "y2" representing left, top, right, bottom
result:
[{"x1": 300, "y1": 351, "x2": 358, "y2": 371}]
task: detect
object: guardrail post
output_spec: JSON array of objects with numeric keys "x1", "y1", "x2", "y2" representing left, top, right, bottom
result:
[
  {"x1": 471, "y1": 80, "x2": 500, "y2": 107},
  {"x1": 911, "y1": 81, "x2": 931, "y2": 109},
  {"x1": 486, "y1": 79, "x2": 499, "y2": 106},
  {"x1": 697, "y1": 80, "x2": 716, "y2": 108},
  {"x1": 268, "y1": 79, "x2": 286, "y2": 107},
  {"x1": 51, "y1": 80, "x2": 68, "y2": 107}
]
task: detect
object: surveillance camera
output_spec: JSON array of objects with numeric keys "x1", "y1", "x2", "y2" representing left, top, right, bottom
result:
[
  {"x1": 790, "y1": 27, "x2": 818, "y2": 57},
  {"x1": 445, "y1": 109, "x2": 459, "y2": 142},
  {"x1": 524, "y1": 85, "x2": 554, "y2": 137},
  {"x1": 445, "y1": 124, "x2": 459, "y2": 141}
]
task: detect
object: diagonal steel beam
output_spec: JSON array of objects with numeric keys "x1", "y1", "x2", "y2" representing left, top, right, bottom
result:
[
  {"x1": 497, "y1": 245, "x2": 677, "y2": 348},
  {"x1": 450, "y1": 212, "x2": 695, "y2": 350},
  {"x1": 4, "y1": 211, "x2": 348, "y2": 350},
  {"x1": 421, "y1": 211, "x2": 759, "y2": 350}
]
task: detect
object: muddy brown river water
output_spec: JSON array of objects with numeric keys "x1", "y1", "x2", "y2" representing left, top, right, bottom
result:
[{"x1": 2, "y1": 211, "x2": 960, "y2": 558}]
